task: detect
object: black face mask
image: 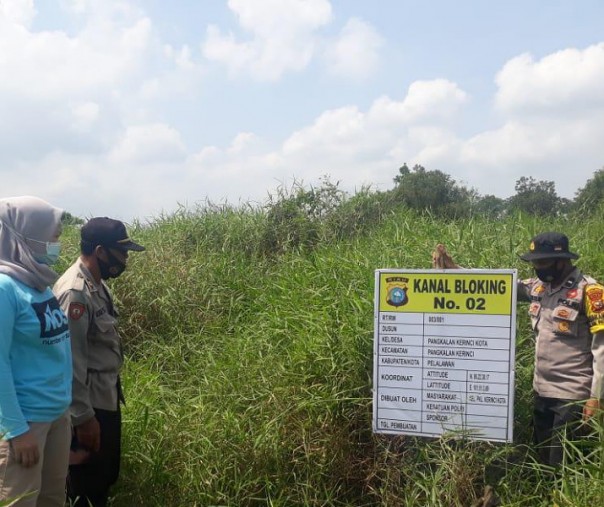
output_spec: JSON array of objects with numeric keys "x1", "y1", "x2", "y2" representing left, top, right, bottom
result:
[
  {"x1": 535, "y1": 263, "x2": 563, "y2": 283},
  {"x1": 98, "y1": 249, "x2": 126, "y2": 279}
]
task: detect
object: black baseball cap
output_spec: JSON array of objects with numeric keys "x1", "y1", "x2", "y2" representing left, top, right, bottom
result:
[
  {"x1": 81, "y1": 217, "x2": 145, "y2": 252},
  {"x1": 519, "y1": 232, "x2": 578, "y2": 261}
]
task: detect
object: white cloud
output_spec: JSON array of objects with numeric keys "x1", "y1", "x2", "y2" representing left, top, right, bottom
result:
[
  {"x1": 137, "y1": 43, "x2": 204, "y2": 100},
  {"x1": 10, "y1": 42, "x2": 602, "y2": 221},
  {"x1": 462, "y1": 121, "x2": 551, "y2": 166},
  {"x1": 202, "y1": 0, "x2": 333, "y2": 81},
  {"x1": 454, "y1": 113, "x2": 604, "y2": 197},
  {"x1": 0, "y1": 2, "x2": 161, "y2": 167},
  {"x1": 495, "y1": 43, "x2": 604, "y2": 115},
  {"x1": 282, "y1": 79, "x2": 467, "y2": 167},
  {"x1": 59, "y1": 0, "x2": 88, "y2": 14},
  {"x1": 228, "y1": 132, "x2": 258, "y2": 154},
  {"x1": 182, "y1": 80, "x2": 470, "y2": 199},
  {"x1": 283, "y1": 106, "x2": 365, "y2": 155},
  {"x1": 1, "y1": 3, "x2": 602, "y2": 222},
  {"x1": 163, "y1": 44, "x2": 196, "y2": 70},
  {"x1": 194, "y1": 48, "x2": 601, "y2": 204},
  {"x1": 0, "y1": 0, "x2": 36, "y2": 27},
  {"x1": 70, "y1": 101, "x2": 100, "y2": 131},
  {"x1": 370, "y1": 80, "x2": 468, "y2": 125},
  {"x1": 323, "y1": 18, "x2": 383, "y2": 79},
  {"x1": 228, "y1": 0, "x2": 332, "y2": 37},
  {"x1": 0, "y1": 9, "x2": 151, "y2": 99},
  {"x1": 0, "y1": 0, "x2": 207, "y2": 161},
  {"x1": 109, "y1": 123, "x2": 187, "y2": 164},
  {"x1": 442, "y1": 43, "x2": 604, "y2": 197}
]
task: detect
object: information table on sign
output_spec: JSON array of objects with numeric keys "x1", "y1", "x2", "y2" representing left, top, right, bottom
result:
[{"x1": 373, "y1": 269, "x2": 517, "y2": 442}]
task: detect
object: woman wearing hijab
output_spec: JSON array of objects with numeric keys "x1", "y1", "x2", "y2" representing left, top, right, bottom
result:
[{"x1": 0, "y1": 196, "x2": 72, "y2": 507}]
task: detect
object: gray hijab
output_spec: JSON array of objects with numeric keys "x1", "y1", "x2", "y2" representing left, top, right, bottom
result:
[{"x1": 0, "y1": 196, "x2": 64, "y2": 291}]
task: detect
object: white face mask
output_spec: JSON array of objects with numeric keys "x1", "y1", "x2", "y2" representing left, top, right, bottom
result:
[{"x1": 32, "y1": 241, "x2": 62, "y2": 265}]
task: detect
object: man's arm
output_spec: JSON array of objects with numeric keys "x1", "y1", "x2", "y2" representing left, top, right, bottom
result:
[
  {"x1": 516, "y1": 279, "x2": 534, "y2": 303},
  {"x1": 432, "y1": 244, "x2": 460, "y2": 269},
  {"x1": 57, "y1": 289, "x2": 100, "y2": 451},
  {"x1": 433, "y1": 243, "x2": 534, "y2": 303}
]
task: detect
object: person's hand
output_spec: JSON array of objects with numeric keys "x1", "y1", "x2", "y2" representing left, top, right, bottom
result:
[
  {"x1": 69, "y1": 447, "x2": 92, "y2": 465},
  {"x1": 583, "y1": 398, "x2": 601, "y2": 420},
  {"x1": 10, "y1": 430, "x2": 40, "y2": 468},
  {"x1": 432, "y1": 244, "x2": 460, "y2": 269},
  {"x1": 75, "y1": 417, "x2": 101, "y2": 452}
]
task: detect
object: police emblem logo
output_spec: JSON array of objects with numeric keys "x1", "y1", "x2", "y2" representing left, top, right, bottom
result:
[
  {"x1": 69, "y1": 302, "x2": 85, "y2": 321},
  {"x1": 555, "y1": 308, "x2": 570, "y2": 319},
  {"x1": 386, "y1": 276, "x2": 409, "y2": 307},
  {"x1": 534, "y1": 285, "x2": 545, "y2": 294},
  {"x1": 558, "y1": 321, "x2": 570, "y2": 333},
  {"x1": 586, "y1": 285, "x2": 604, "y2": 313},
  {"x1": 529, "y1": 241, "x2": 535, "y2": 252},
  {"x1": 566, "y1": 288, "x2": 578, "y2": 299}
]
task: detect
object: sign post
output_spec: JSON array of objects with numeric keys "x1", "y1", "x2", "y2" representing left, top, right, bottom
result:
[{"x1": 373, "y1": 269, "x2": 517, "y2": 442}]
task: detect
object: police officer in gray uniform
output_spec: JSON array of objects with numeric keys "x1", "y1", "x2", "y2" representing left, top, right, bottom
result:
[
  {"x1": 54, "y1": 217, "x2": 144, "y2": 506},
  {"x1": 518, "y1": 232, "x2": 604, "y2": 466},
  {"x1": 433, "y1": 233, "x2": 604, "y2": 466}
]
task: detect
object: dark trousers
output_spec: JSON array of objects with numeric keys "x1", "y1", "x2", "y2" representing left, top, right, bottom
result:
[
  {"x1": 67, "y1": 408, "x2": 122, "y2": 507},
  {"x1": 533, "y1": 393, "x2": 584, "y2": 467}
]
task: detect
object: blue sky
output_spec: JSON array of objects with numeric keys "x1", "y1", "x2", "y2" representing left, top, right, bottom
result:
[{"x1": 2, "y1": 0, "x2": 603, "y2": 221}]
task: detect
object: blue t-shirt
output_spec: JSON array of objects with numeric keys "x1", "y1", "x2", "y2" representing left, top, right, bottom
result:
[{"x1": 0, "y1": 274, "x2": 72, "y2": 439}]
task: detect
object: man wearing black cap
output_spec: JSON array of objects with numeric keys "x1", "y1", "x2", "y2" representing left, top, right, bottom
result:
[
  {"x1": 433, "y1": 233, "x2": 604, "y2": 466},
  {"x1": 53, "y1": 217, "x2": 145, "y2": 506},
  {"x1": 517, "y1": 232, "x2": 604, "y2": 466}
]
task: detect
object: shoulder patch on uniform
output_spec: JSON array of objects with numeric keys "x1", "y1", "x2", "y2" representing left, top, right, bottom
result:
[
  {"x1": 558, "y1": 321, "x2": 570, "y2": 333},
  {"x1": 585, "y1": 284, "x2": 604, "y2": 314},
  {"x1": 69, "y1": 302, "x2": 86, "y2": 321}
]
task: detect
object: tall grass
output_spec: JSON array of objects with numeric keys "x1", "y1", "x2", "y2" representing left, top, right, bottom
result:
[{"x1": 58, "y1": 197, "x2": 604, "y2": 506}]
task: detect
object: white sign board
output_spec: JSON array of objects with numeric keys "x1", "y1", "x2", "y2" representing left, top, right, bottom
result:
[{"x1": 373, "y1": 269, "x2": 517, "y2": 442}]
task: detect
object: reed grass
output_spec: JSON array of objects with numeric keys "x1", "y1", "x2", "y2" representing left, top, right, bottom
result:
[{"x1": 56, "y1": 196, "x2": 604, "y2": 506}]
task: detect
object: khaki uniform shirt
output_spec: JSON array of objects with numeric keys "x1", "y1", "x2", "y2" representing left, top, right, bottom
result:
[
  {"x1": 53, "y1": 260, "x2": 123, "y2": 426},
  {"x1": 518, "y1": 267, "x2": 604, "y2": 400}
]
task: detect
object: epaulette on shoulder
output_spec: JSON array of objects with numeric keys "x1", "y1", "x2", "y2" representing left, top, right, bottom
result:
[
  {"x1": 583, "y1": 274, "x2": 601, "y2": 286},
  {"x1": 71, "y1": 272, "x2": 88, "y2": 292}
]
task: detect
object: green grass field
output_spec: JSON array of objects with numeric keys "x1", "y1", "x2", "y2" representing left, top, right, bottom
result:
[{"x1": 57, "y1": 200, "x2": 604, "y2": 506}]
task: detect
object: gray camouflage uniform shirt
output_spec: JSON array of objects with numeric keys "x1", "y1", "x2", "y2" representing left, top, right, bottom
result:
[{"x1": 53, "y1": 259, "x2": 123, "y2": 426}]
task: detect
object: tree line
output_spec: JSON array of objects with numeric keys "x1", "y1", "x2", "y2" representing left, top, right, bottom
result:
[
  {"x1": 60, "y1": 164, "x2": 604, "y2": 257},
  {"x1": 257, "y1": 164, "x2": 604, "y2": 255},
  {"x1": 393, "y1": 163, "x2": 604, "y2": 218}
]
